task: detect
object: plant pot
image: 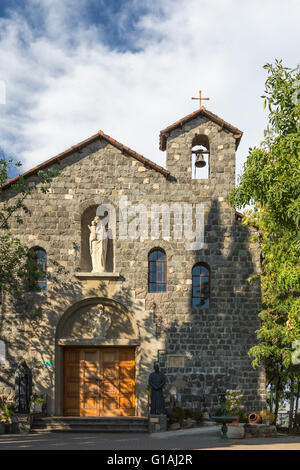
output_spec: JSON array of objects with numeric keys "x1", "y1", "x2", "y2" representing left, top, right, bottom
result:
[
  {"x1": 248, "y1": 412, "x2": 262, "y2": 424},
  {"x1": 5, "y1": 422, "x2": 13, "y2": 434},
  {"x1": 226, "y1": 423, "x2": 245, "y2": 439},
  {"x1": 33, "y1": 403, "x2": 43, "y2": 414},
  {"x1": 228, "y1": 415, "x2": 240, "y2": 426}
]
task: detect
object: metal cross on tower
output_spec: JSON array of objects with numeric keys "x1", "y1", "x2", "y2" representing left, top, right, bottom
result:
[{"x1": 191, "y1": 90, "x2": 210, "y2": 108}]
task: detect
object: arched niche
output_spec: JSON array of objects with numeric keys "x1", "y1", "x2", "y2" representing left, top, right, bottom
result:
[
  {"x1": 191, "y1": 134, "x2": 210, "y2": 180},
  {"x1": 80, "y1": 205, "x2": 114, "y2": 272}
]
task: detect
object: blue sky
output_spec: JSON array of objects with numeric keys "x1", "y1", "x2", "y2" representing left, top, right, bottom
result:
[
  {"x1": 0, "y1": 0, "x2": 162, "y2": 51},
  {"x1": 0, "y1": 0, "x2": 299, "y2": 181}
]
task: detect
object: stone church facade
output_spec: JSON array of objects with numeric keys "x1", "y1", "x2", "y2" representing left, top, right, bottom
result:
[{"x1": 0, "y1": 107, "x2": 266, "y2": 417}]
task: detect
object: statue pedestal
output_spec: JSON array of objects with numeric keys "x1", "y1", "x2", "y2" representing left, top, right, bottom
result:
[
  {"x1": 74, "y1": 272, "x2": 120, "y2": 280},
  {"x1": 149, "y1": 414, "x2": 167, "y2": 433}
]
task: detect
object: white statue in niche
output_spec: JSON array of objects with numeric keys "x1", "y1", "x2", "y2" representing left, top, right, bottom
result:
[{"x1": 88, "y1": 216, "x2": 108, "y2": 272}]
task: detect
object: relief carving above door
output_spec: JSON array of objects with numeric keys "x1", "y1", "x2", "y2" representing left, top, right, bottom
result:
[{"x1": 58, "y1": 299, "x2": 139, "y2": 345}]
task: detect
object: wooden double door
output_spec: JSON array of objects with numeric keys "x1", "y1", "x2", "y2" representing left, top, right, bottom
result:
[{"x1": 64, "y1": 347, "x2": 135, "y2": 417}]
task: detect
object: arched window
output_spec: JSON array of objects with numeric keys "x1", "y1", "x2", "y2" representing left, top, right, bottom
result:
[
  {"x1": 0, "y1": 340, "x2": 5, "y2": 365},
  {"x1": 148, "y1": 249, "x2": 166, "y2": 292},
  {"x1": 192, "y1": 263, "x2": 210, "y2": 308},
  {"x1": 29, "y1": 248, "x2": 47, "y2": 292}
]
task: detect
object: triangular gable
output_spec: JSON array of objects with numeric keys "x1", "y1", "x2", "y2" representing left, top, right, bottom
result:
[
  {"x1": 2, "y1": 130, "x2": 170, "y2": 190},
  {"x1": 159, "y1": 107, "x2": 243, "y2": 151}
]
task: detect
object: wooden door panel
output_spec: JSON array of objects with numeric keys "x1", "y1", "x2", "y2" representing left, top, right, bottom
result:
[
  {"x1": 102, "y1": 351, "x2": 117, "y2": 362},
  {"x1": 120, "y1": 381, "x2": 134, "y2": 393},
  {"x1": 120, "y1": 396, "x2": 134, "y2": 409},
  {"x1": 119, "y1": 348, "x2": 134, "y2": 359},
  {"x1": 64, "y1": 349, "x2": 80, "y2": 416},
  {"x1": 103, "y1": 397, "x2": 119, "y2": 409},
  {"x1": 64, "y1": 347, "x2": 135, "y2": 417},
  {"x1": 120, "y1": 366, "x2": 135, "y2": 379},
  {"x1": 80, "y1": 349, "x2": 100, "y2": 416},
  {"x1": 101, "y1": 348, "x2": 118, "y2": 414},
  {"x1": 118, "y1": 348, "x2": 135, "y2": 416}
]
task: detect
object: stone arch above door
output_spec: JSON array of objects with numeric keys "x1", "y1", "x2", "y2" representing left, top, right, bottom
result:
[{"x1": 56, "y1": 297, "x2": 140, "y2": 347}]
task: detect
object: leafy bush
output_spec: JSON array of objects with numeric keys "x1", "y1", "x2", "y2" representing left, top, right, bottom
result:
[
  {"x1": 238, "y1": 411, "x2": 248, "y2": 423},
  {"x1": 213, "y1": 407, "x2": 223, "y2": 416},
  {"x1": 192, "y1": 409, "x2": 203, "y2": 423},
  {"x1": 183, "y1": 408, "x2": 194, "y2": 419},
  {"x1": 33, "y1": 397, "x2": 45, "y2": 404},
  {"x1": 293, "y1": 412, "x2": 300, "y2": 433},
  {"x1": 183, "y1": 408, "x2": 203, "y2": 423},
  {"x1": 260, "y1": 409, "x2": 275, "y2": 424},
  {"x1": 0, "y1": 396, "x2": 15, "y2": 423},
  {"x1": 169, "y1": 406, "x2": 185, "y2": 425}
]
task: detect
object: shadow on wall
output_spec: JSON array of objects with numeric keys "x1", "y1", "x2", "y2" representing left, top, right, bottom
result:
[
  {"x1": 0, "y1": 198, "x2": 263, "y2": 416},
  {"x1": 0, "y1": 265, "x2": 159, "y2": 416},
  {"x1": 157, "y1": 198, "x2": 263, "y2": 414}
]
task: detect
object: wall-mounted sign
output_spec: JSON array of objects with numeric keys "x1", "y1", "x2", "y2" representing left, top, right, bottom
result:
[
  {"x1": 167, "y1": 355, "x2": 185, "y2": 368},
  {"x1": 44, "y1": 362, "x2": 53, "y2": 367}
]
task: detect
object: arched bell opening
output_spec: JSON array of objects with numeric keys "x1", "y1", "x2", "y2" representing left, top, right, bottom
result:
[{"x1": 191, "y1": 134, "x2": 210, "y2": 179}]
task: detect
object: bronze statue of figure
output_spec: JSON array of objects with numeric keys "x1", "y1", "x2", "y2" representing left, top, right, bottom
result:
[
  {"x1": 148, "y1": 362, "x2": 166, "y2": 415},
  {"x1": 15, "y1": 360, "x2": 32, "y2": 413}
]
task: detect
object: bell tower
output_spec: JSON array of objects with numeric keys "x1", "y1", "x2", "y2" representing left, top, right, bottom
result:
[{"x1": 159, "y1": 106, "x2": 242, "y2": 195}]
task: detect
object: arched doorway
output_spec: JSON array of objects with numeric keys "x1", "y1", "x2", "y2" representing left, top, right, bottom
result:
[{"x1": 55, "y1": 297, "x2": 140, "y2": 417}]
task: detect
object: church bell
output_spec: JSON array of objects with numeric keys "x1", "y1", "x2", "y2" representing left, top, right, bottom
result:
[{"x1": 193, "y1": 149, "x2": 208, "y2": 168}]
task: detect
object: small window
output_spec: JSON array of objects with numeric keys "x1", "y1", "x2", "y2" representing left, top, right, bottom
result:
[
  {"x1": 148, "y1": 249, "x2": 166, "y2": 292},
  {"x1": 0, "y1": 340, "x2": 6, "y2": 365},
  {"x1": 192, "y1": 263, "x2": 210, "y2": 308},
  {"x1": 28, "y1": 248, "x2": 47, "y2": 292}
]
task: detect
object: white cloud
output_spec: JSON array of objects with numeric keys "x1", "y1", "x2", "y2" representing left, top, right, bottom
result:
[{"x1": 0, "y1": 0, "x2": 299, "y2": 179}]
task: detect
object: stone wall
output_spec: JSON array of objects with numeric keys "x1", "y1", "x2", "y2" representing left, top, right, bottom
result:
[{"x1": 0, "y1": 115, "x2": 266, "y2": 415}]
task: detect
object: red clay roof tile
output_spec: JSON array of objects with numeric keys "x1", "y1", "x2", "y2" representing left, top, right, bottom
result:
[
  {"x1": 159, "y1": 107, "x2": 243, "y2": 151},
  {"x1": 2, "y1": 130, "x2": 170, "y2": 190}
]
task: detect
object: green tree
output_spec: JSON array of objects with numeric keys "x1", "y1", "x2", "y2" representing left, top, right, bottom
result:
[
  {"x1": 0, "y1": 157, "x2": 58, "y2": 300},
  {"x1": 228, "y1": 60, "x2": 300, "y2": 423}
]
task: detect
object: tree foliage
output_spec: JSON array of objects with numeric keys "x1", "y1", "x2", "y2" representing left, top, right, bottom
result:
[
  {"x1": 228, "y1": 60, "x2": 300, "y2": 421},
  {"x1": 0, "y1": 158, "x2": 58, "y2": 298}
]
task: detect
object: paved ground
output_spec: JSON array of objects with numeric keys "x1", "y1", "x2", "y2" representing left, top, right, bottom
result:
[{"x1": 0, "y1": 430, "x2": 300, "y2": 450}]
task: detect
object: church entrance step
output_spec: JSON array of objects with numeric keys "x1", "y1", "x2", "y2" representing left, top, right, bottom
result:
[{"x1": 31, "y1": 416, "x2": 149, "y2": 433}]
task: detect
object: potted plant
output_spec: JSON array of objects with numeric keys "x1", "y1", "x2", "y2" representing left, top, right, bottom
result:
[
  {"x1": 32, "y1": 396, "x2": 45, "y2": 414},
  {"x1": 0, "y1": 396, "x2": 5, "y2": 433},
  {"x1": 168, "y1": 406, "x2": 185, "y2": 429},
  {"x1": 224, "y1": 390, "x2": 246, "y2": 439},
  {"x1": 0, "y1": 396, "x2": 15, "y2": 433},
  {"x1": 0, "y1": 405, "x2": 5, "y2": 434},
  {"x1": 260, "y1": 409, "x2": 275, "y2": 425},
  {"x1": 225, "y1": 390, "x2": 246, "y2": 425}
]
